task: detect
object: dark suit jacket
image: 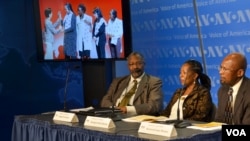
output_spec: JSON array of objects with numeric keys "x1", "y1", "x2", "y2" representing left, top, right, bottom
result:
[
  {"x1": 215, "y1": 77, "x2": 250, "y2": 124},
  {"x1": 160, "y1": 84, "x2": 213, "y2": 122},
  {"x1": 100, "y1": 74, "x2": 163, "y2": 115}
]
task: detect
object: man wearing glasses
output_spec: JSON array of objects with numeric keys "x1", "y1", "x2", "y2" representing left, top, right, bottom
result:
[{"x1": 215, "y1": 52, "x2": 250, "y2": 124}]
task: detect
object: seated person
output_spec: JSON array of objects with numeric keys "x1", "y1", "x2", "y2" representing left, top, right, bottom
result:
[
  {"x1": 215, "y1": 52, "x2": 250, "y2": 124},
  {"x1": 100, "y1": 52, "x2": 163, "y2": 116},
  {"x1": 160, "y1": 59, "x2": 213, "y2": 122}
]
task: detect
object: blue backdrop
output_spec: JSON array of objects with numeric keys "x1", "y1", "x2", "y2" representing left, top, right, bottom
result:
[
  {"x1": 129, "y1": 0, "x2": 250, "y2": 107},
  {"x1": 1, "y1": 0, "x2": 250, "y2": 140}
]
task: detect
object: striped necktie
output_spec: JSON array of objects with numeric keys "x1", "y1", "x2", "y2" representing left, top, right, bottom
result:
[
  {"x1": 224, "y1": 88, "x2": 233, "y2": 124},
  {"x1": 119, "y1": 80, "x2": 138, "y2": 106}
]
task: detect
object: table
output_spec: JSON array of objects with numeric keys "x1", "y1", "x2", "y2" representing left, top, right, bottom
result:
[{"x1": 11, "y1": 113, "x2": 221, "y2": 141}]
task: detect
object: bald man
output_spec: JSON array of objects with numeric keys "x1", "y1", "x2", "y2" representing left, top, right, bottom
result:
[{"x1": 215, "y1": 52, "x2": 250, "y2": 124}]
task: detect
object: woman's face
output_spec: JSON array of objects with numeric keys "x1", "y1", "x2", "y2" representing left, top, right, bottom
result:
[
  {"x1": 64, "y1": 5, "x2": 70, "y2": 13},
  {"x1": 93, "y1": 13, "x2": 98, "y2": 18},
  {"x1": 49, "y1": 12, "x2": 53, "y2": 18},
  {"x1": 179, "y1": 63, "x2": 197, "y2": 87},
  {"x1": 109, "y1": 11, "x2": 114, "y2": 20}
]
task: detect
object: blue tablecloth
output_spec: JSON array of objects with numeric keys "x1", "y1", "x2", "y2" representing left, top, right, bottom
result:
[{"x1": 11, "y1": 114, "x2": 222, "y2": 141}]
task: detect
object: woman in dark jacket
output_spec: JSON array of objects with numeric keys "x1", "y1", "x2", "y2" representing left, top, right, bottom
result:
[
  {"x1": 161, "y1": 60, "x2": 214, "y2": 122},
  {"x1": 62, "y1": 3, "x2": 77, "y2": 59},
  {"x1": 92, "y1": 7, "x2": 107, "y2": 59}
]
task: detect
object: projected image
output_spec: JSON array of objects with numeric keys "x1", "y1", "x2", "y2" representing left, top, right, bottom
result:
[{"x1": 34, "y1": 0, "x2": 130, "y2": 61}]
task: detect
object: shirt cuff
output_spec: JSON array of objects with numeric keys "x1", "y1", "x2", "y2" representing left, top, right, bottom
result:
[{"x1": 126, "y1": 106, "x2": 137, "y2": 116}]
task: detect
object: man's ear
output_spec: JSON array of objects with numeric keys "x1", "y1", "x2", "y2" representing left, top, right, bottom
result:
[{"x1": 237, "y1": 69, "x2": 244, "y2": 77}]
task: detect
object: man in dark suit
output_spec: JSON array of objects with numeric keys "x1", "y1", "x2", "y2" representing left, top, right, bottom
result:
[
  {"x1": 101, "y1": 52, "x2": 163, "y2": 116},
  {"x1": 215, "y1": 52, "x2": 250, "y2": 124}
]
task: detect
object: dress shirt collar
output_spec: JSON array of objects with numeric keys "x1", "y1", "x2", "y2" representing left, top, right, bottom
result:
[
  {"x1": 231, "y1": 77, "x2": 243, "y2": 96},
  {"x1": 230, "y1": 77, "x2": 243, "y2": 109}
]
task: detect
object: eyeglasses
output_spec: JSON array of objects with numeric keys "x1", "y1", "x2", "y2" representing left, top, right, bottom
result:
[{"x1": 218, "y1": 66, "x2": 237, "y2": 72}]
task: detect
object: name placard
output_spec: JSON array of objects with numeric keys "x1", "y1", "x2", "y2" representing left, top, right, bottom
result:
[
  {"x1": 138, "y1": 122, "x2": 177, "y2": 137},
  {"x1": 53, "y1": 111, "x2": 79, "y2": 123},
  {"x1": 84, "y1": 116, "x2": 115, "y2": 129}
]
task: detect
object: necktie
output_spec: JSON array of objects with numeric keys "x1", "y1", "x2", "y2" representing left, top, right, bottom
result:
[
  {"x1": 224, "y1": 88, "x2": 233, "y2": 124},
  {"x1": 119, "y1": 80, "x2": 138, "y2": 106}
]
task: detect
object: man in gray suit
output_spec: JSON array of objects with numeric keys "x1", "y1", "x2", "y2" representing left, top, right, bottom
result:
[
  {"x1": 101, "y1": 52, "x2": 163, "y2": 116},
  {"x1": 215, "y1": 52, "x2": 250, "y2": 124}
]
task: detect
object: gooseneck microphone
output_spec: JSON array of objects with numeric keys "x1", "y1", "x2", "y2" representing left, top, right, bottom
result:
[
  {"x1": 173, "y1": 87, "x2": 191, "y2": 128},
  {"x1": 63, "y1": 62, "x2": 71, "y2": 112},
  {"x1": 63, "y1": 63, "x2": 80, "y2": 112},
  {"x1": 174, "y1": 69, "x2": 193, "y2": 128},
  {"x1": 165, "y1": 71, "x2": 191, "y2": 128},
  {"x1": 110, "y1": 76, "x2": 127, "y2": 119},
  {"x1": 176, "y1": 88, "x2": 182, "y2": 121}
]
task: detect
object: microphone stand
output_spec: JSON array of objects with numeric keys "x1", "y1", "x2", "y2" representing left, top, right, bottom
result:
[
  {"x1": 109, "y1": 86, "x2": 119, "y2": 120},
  {"x1": 63, "y1": 62, "x2": 70, "y2": 112},
  {"x1": 110, "y1": 81, "x2": 117, "y2": 119},
  {"x1": 176, "y1": 90, "x2": 181, "y2": 121},
  {"x1": 165, "y1": 75, "x2": 191, "y2": 128},
  {"x1": 109, "y1": 77, "x2": 126, "y2": 121},
  {"x1": 173, "y1": 88, "x2": 191, "y2": 128},
  {"x1": 110, "y1": 104, "x2": 116, "y2": 118}
]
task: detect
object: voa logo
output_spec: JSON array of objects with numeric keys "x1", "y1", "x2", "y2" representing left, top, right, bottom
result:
[{"x1": 226, "y1": 129, "x2": 246, "y2": 136}]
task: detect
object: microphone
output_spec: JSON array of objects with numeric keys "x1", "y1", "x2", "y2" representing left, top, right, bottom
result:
[
  {"x1": 109, "y1": 76, "x2": 127, "y2": 120},
  {"x1": 63, "y1": 62, "x2": 71, "y2": 112},
  {"x1": 112, "y1": 76, "x2": 127, "y2": 105},
  {"x1": 173, "y1": 88, "x2": 191, "y2": 128},
  {"x1": 165, "y1": 71, "x2": 191, "y2": 128},
  {"x1": 63, "y1": 63, "x2": 81, "y2": 112},
  {"x1": 174, "y1": 69, "x2": 192, "y2": 128},
  {"x1": 176, "y1": 88, "x2": 182, "y2": 121}
]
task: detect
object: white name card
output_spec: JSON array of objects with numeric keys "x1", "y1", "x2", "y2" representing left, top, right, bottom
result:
[
  {"x1": 53, "y1": 111, "x2": 79, "y2": 123},
  {"x1": 138, "y1": 122, "x2": 177, "y2": 137},
  {"x1": 84, "y1": 116, "x2": 115, "y2": 129}
]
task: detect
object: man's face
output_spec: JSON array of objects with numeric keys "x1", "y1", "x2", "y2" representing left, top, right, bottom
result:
[
  {"x1": 78, "y1": 8, "x2": 83, "y2": 15},
  {"x1": 127, "y1": 55, "x2": 144, "y2": 78},
  {"x1": 219, "y1": 58, "x2": 239, "y2": 86},
  {"x1": 109, "y1": 12, "x2": 114, "y2": 20}
]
